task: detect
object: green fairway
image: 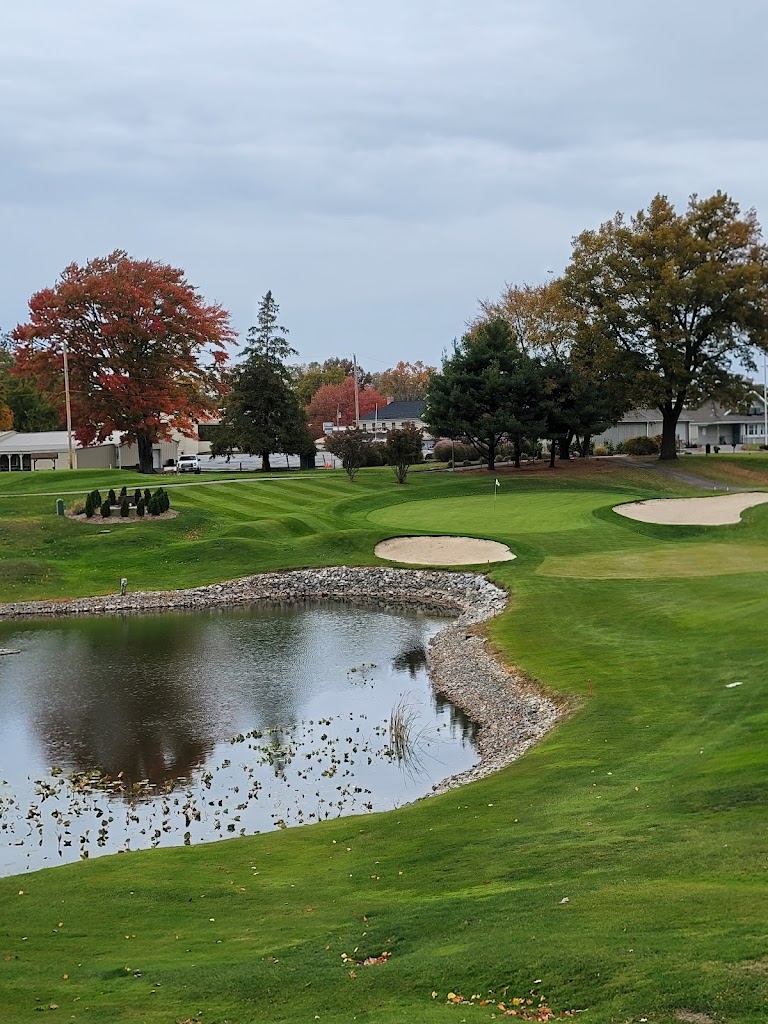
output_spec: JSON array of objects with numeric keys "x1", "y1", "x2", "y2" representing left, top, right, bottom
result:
[{"x1": 0, "y1": 462, "x2": 766, "y2": 1023}]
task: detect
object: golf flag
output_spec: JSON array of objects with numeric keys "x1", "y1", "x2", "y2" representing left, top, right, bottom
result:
[{"x1": 495, "y1": 478, "x2": 500, "y2": 488}]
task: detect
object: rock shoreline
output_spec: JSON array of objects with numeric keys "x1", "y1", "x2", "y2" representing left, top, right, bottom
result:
[{"x1": 0, "y1": 568, "x2": 565, "y2": 795}]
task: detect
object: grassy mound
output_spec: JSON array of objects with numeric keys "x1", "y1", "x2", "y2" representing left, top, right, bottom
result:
[{"x1": 0, "y1": 462, "x2": 766, "y2": 1023}]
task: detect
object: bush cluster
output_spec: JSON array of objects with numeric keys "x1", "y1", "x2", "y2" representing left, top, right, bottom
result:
[
  {"x1": 622, "y1": 435, "x2": 661, "y2": 455},
  {"x1": 78, "y1": 485, "x2": 171, "y2": 519},
  {"x1": 432, "y1": 440, "x2": 477, "y2": 463}
]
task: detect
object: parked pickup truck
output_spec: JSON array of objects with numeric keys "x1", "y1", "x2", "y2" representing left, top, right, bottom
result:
[{"x1": 175, "y1": 454, "x2": 201, "y2": 474}]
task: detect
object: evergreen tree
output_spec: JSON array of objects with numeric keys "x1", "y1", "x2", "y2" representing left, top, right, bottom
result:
[
  {"x1": 136, "y1": 498, "x2": 145, "y2": 517},
  {"x1": 107, "y1": 488, "x2": 117, "y2": 506},
  {"x1": 84, "y1": 492, "x2": 94, "y2": 518},
  {"x1": 100, "y1": 500, "x2": 111, "y2": 517},
  {"x1": 120, "y1": 497, "x2": 130, "y2": 517},
  {"x1": 212, "y1": 293, "x2": 314, "y2": 472},
  {"x1": 424, "y1": 319, "x2": 549, "y2": 471}
]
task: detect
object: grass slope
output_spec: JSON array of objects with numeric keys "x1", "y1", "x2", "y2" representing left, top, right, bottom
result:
[{"x1": 0, "y1": 461, "x2": 766, "y2": 1023}]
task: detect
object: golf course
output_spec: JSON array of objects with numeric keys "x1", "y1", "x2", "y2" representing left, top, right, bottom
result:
[{"x1": 0, "y1": 458, "x2": 767, "y2": 1023}]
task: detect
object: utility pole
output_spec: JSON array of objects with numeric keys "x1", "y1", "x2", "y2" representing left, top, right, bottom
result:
[
  {"x1": 352, "y1": 353, "x2": 360, "y2": 428},
  {"x1": 764, "y1": 350, "x2": 767, "y2": 446},
  {"x1": 62, "y1": 338, "x2": 74, "y2": 470}
]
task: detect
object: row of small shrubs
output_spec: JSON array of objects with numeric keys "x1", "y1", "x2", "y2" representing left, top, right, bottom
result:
[{"x1": 83, "y1": 486, "x2": 171, "y2": 519}]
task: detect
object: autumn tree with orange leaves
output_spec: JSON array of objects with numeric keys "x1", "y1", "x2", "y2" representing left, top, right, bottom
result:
[{"x1": 13, "y1": 251, "x2": 235, "y2": 473}]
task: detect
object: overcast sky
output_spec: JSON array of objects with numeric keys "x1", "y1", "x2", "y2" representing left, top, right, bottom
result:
[{"x1": 2, "y1": 0, "x2": 767, "y2": 370}]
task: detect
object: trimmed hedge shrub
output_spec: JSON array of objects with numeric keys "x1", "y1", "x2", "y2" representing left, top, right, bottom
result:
[
  {"x1": 120, "y1": 497, "x2": 130, "y2": 517},
  {"x1": 100, "y1": 500, "x2": 112, "y2": 518},
  {"x1": 623, "y1": 435, "x2": 660, "y2": 455},
  {"x1": 107, "y1": 488, "x2": 117, "y2": 506},
  {"x1": 84, "y1": 493, "x2": 95, "y2": 518}
]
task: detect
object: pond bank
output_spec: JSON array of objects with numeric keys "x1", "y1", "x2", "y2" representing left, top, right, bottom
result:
[{"x1": 0, "y1": 567, "x2": 565, "y2": 795}]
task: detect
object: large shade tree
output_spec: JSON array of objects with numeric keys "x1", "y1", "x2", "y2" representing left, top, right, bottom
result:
[
  {"x1": 12, "y1": 251, "x2": 234, "y2": 472},
  {"x1": 564, "y1": 192, "x2": 768, "y2": 460}
]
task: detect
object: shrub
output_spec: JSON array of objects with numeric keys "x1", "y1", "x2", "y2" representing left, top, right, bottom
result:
[
  {"x1": 382, "y1": 424, "x2": 424, "y2": 483},
  {"x1": 119, "y1": 485, "x2": 127, "y2": 499},
  {"x1": 433, "y1": 440, "x2": 476, "y2": 463},
  {"x1": 154, "y1": 488, "x2": 170, "y2": 512},
  {"x1": 84, "y1": 493, "x2": 95, "y2": 518},
  {"x1": 90, "y1": 489, "x2": 102, "y2": 507},
  {"x1": 120, "y1": 497, "x2": 130, "y2": 517},
  {"x1": 136, "y1": 499, "x2": 145, "y2": 517},
  {"x1": 143, "y1": 488, "x2": 152, "y2": 505},
  {"x1": 133, "y1": 489, "x2": 142, "y2": 506},
  {"x1": 70, "y1": 500, "x2": 85, "y2": 515},
  {"x1": 107, "y1": 488, "x2": 117, "y2": 506},
  {"x1": 623, "y1": 435, "x2": 660, "y2": 455},
  {"x1": 100, "y1": 500, "x2": 112, "y2": 518},
  {"x1": 147, "y1": 496, "x2": 159, "y2": 515}
]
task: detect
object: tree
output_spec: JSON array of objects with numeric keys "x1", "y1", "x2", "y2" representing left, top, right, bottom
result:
[
  {"x1": 372, "y1": 361, "x2": 436, "y2": 401},
  {"x1": 382, "y1": 424, "x2": 424, "y2": 483},
  {"x1": 424, "y1": 319, "x2": 548, "y2": 470},
  {"x1": 293, "y1": 362, "x2": 347, "y2": 406},
  {"x1": 325, "y1": 428, "x2": 374, "y2": 481},
  {"x1": 245, "y1": 290, "x2": 293, "y2": 362},
  {"x1": 211, "y1": 292, "x2": 314, "y2": 471},
  {"x1": 0, "y1": 336, "x2": 60, "y2": 432},
  {"x1": 306, "y1": 377, "x2": 388, "y2": 437},
  {"x1": 478, "y1": 279, "x2": 638, "y2": 460},
  {"x1": 12, "y1": 251, "x2": 234, "y2": 472},
  {"x1": 564, "y1": 192, "x2": 768, "y2": 460}
]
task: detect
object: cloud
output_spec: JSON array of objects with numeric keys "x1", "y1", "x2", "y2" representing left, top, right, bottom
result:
[{"x1": 2, "y1": 0, "x2": 767, "y2": 363}]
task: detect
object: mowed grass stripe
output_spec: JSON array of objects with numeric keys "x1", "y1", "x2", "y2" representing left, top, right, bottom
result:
[{"x1": 538, "y1": 542, "x2": 768, "y2": 578}]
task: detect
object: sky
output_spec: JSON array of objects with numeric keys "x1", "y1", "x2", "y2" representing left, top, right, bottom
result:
[{"x1": 2, "y1": 0, "x2": 768, "y2": 371}]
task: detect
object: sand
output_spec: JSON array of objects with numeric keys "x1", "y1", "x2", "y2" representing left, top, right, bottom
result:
[
  {"x1": 375, "y1": 535, "x2": 516, "y2": 565},
  {"x1": 614, "y1": 492, "x2": 768, "y2": 526}
]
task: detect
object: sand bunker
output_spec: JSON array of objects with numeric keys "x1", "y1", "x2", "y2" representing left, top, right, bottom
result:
[
  {"x1": 614, "y1": 492, "x2": 768, "y2": 526},
  {"x1": 375, "y1": 536, "x2": 516, "y2": 566}
]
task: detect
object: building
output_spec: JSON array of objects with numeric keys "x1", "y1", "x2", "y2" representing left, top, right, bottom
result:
[
  {"x1": 593, "y1": 393, "x2": 768, "y2": 450},
  {"x1": 358, "y1": 400, "x2": 429, "y2": 435},
  {"x1": 0, "y1": 426, "x2": 208, "y2": 473}
]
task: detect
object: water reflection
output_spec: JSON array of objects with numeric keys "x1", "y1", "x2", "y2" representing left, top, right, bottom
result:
[
  {"x1": 392, "y1": 644, "x2": 428, "y2": 677},
  {"x1": 0, "y1": 603, "x2": 480, "y2": 875}
]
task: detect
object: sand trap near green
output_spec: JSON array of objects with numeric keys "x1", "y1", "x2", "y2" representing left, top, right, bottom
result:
[
  {"x1": 375, "y1": 535, "x2": 516, "y2": 565},
  {"x1": 614, "y1": 492, "x2": 768, "y2": 525},
  {"x1": 538, "y1": 542, "x2": 768, "y2": 579}
]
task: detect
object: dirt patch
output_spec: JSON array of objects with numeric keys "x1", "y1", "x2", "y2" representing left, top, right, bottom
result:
[
  {"x1": 614, "y1": 493, "x2": 768, "y2": 526},
  {"x1": 66, "y1": 509, "x2": 178, "y2": 524},
  {"x1": 675, "y1": 1011, "x2": 718, "y2": 1024},
  {"x1": 375, "y1": 536, "x2": 516, "y2": 566}
]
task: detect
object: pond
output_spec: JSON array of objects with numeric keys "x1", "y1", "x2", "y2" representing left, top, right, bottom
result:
[{"x1": 0, "y1": 603, "x2": 479, "y2": 876}]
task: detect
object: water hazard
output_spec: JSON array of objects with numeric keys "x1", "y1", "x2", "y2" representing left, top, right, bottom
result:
[{"x1": 0, "y1": 603, "x2": 478, "y2": 876}]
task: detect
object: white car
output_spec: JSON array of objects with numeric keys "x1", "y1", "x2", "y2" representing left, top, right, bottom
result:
[{"x1": 175, "y1": 454, "x2": 201, "y2": 474}]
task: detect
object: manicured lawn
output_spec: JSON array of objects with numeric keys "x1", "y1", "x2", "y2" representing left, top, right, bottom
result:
[{"x1": 0, "y1": 461, "x2": 766, "y2": 1023}]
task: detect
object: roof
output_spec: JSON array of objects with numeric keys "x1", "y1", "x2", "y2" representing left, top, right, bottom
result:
[
  {"x1": 359, "y1": 400, "x2": 426, "y2": 422},
  {"x1": 0, "y1": 431, "x2": 118, "y2": 454}
]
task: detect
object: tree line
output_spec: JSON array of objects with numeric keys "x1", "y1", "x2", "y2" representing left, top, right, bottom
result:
[{"x1": 5, "y1": 190, "x2": 768, "y2": 472}]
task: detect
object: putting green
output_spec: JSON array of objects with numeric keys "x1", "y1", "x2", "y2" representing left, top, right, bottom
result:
[
  {"x1": 367, "y1": 491, "x2": 621, "y2": 536},
  {"x1": 538, "y1": 542, "x2": 768, "y2": 579}
]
